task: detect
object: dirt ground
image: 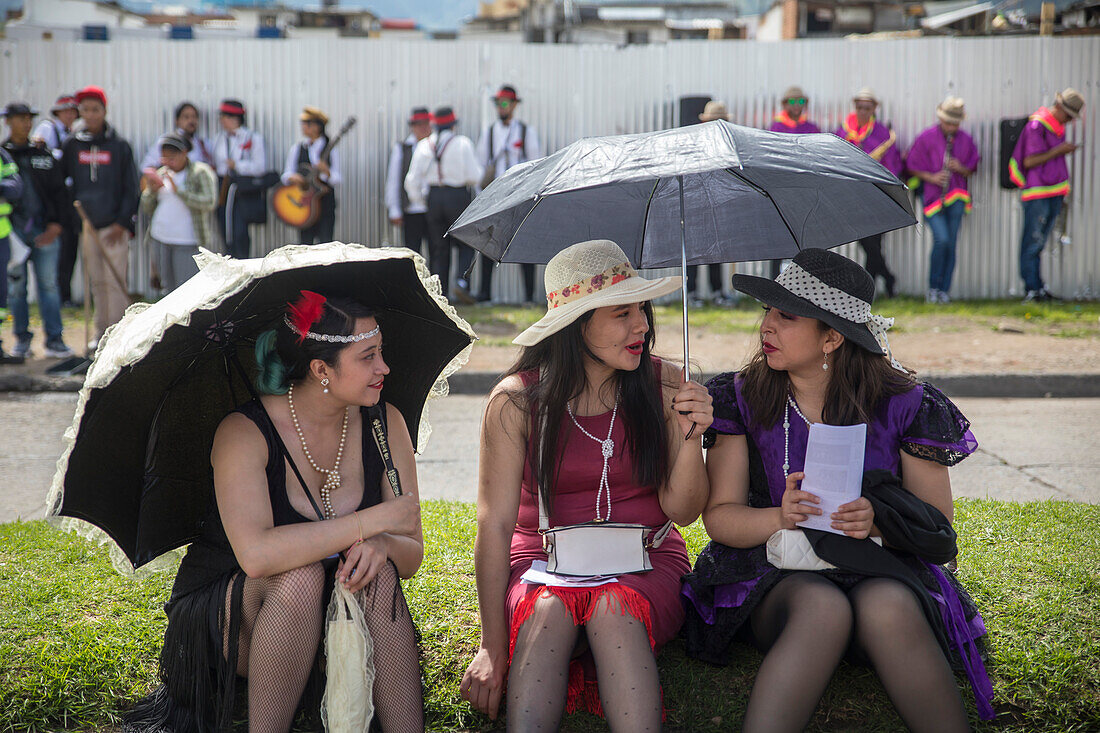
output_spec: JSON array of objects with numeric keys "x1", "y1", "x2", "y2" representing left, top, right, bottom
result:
[{"x1": 463, "y1": 315, "x2": 1100, "y2": 376}]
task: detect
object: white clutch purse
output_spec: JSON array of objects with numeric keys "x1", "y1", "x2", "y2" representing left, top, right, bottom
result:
[{"x1": 766, "y1": 529, "x2": 881, "y2": 571}]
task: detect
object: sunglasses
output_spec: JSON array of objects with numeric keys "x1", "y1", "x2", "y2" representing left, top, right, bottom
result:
[
  {"x1": 495, "y1": 99, "x2": 514, "y2": 108},
  {"x1": 785, "y1": 98, "x2": 807, "y2": 105}
]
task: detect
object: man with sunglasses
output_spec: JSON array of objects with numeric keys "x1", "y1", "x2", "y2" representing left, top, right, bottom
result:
[
  {"x1": 768, "y1": 86, "x2": 820, "y2": 135},
  {"x1": 475, "y1": 85, "x2": 542, "y2": 304},
  {"x1": 834, "y1": 88, "x2": 903, "y2": 297},
  {"x1": 766, "y1": 86, "x2": 821, "y2": 278}
]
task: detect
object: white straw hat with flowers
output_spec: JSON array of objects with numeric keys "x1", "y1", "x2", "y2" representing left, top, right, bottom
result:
[{"x1": 514, "y1": 239, "x2": 681, "y2": 346}]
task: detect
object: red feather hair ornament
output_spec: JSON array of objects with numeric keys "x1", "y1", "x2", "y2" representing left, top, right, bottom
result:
[{"x1": 287, "y1": 290, "x2": 327, "y2": 343}]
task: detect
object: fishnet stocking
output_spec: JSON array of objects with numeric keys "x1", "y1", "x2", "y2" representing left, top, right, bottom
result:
[
  {"x1": 225, "y1": 563, "x2": 326, "y2": 733},
  {"x1": 357, "y1": 561, "x2": 424, "y2": 732},
  {"x1": 743, "y1": 573, "x2": 853, "y2": 733},
  {"x1": 585, "y1": 593, "x2": 662, "y2": 732},
  {"x1": 507, "y1": 593, "x2": 579, "y2": 731},
  {"x1": 849, "y1": 578, "x2": 969, "y2": 733}
]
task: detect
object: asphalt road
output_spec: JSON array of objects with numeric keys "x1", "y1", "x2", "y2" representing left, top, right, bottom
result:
[{"x1": 2, "y1": 393, "x2": 1097, "y2": 525}]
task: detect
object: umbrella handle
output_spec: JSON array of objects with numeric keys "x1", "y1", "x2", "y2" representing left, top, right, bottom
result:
[{"x1": 677, "y1": 175, "x2": 697, "y2": 442}]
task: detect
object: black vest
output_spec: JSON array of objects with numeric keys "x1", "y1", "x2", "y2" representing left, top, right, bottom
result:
[{"x1": 400, "y1": 141, "x2": 414, "y2": 212}]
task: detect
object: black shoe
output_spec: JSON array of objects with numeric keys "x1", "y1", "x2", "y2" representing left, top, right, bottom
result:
[
  {"x1": 1038, "y1": 287, "x2": 1059, "y2": 302},
  {"x1": 0, "y1": 348, "x2": 25, "y2": 365}
]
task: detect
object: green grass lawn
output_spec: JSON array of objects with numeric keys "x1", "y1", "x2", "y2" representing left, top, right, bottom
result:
[
  {"x1": 454, "y1": 299, "x2": 1100, "y2": 341},
  {"x1": 2, "y1": 499, "x2": 1098, "y2": 731}
]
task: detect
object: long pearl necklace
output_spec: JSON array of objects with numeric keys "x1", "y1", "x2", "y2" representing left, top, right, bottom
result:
[
  {"x1": 287, "y1": 383, "x2": 349, "y2": 519},
  {"x1": 783, "y1": 393, "x2": 813, "y2": 477},
  {"x1": 566, "y1": 391, "x2": 619, "y2": 522}
]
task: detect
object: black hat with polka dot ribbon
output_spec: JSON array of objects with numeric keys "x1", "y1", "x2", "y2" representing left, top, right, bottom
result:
[{"x1": 732, "y1": 248, "x2": 891, "y2": 357}]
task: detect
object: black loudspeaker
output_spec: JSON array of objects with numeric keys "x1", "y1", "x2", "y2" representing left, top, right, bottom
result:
[
  {"x1": 999, "y1": 117, "x2": 1029, "y2": 190},
  {"x1": 679, "y1": 96, "x2": 712, "y2": 127}
]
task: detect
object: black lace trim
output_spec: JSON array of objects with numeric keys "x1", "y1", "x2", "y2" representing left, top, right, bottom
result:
[{"x1": 901, "y1": 383, "x2": 976, "y2": 467}]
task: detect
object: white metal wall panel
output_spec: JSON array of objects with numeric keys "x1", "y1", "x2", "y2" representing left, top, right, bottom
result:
[{"x1": 1, "y1": 37, "x2": 1096, "y2": 301}]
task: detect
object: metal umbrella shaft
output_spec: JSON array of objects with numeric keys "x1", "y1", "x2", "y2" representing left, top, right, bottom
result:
[{"x1": 677, "y1": 175, "x2": 697, "y2": 440}]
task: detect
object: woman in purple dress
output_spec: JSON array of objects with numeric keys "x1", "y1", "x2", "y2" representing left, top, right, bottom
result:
[{"x1": 682, "y1": 249, "x2": 992, "y2": 731}]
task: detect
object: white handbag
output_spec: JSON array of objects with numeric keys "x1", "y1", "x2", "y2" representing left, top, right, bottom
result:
[
  {"x1": 765, "y1": 529, "x2": 882, "y2": 571},
  {"x1": 538, "y1": 488, "x2": 672, "y2": 577}
]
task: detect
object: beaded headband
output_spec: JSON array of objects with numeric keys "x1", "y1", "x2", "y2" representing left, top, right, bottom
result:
[{"x1": 283, "y1": 316, "x2": 380, "y2": 344}]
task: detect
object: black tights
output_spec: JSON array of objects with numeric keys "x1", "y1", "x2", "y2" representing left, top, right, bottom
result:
[
  {"x1": 226, "y1": 561, "x2": 422, "y2": 732},
  {"x1": 744, "y1": 573, "x2": 969, "y2": 733}
]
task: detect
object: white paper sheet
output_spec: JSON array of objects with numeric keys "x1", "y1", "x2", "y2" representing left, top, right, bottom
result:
[
  {"x1": 520, "y1": 560, "x2": 620, "y2": 588},
  {"x1": 796, "y1": 422, "x2": 867, "y2": 536}
]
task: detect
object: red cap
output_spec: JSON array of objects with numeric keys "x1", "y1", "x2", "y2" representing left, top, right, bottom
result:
[
  {"x1": 51, "y1": 95, "x2": 78, "y2": 114},
  {"x1": 75, "y1": 85, "x2": 107, "y2": 107}
]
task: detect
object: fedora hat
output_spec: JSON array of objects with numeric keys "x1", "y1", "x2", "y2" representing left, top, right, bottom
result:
[
  {"x1": 514, "y1": 239, "x2": 681, "y2": 347},
  {"x1": 699, "y1": 100, "x2": 731, "y2": 122},
  {"x1": 732, "y1": 248, "x2": 896, "y2": 357},
  {"x1": 852, "y1": 87, "x2": 879, "y2": 105},
  {"x1": 493, "y1": 85, "x2": 521, "y2": 103},
  {"x1": 50, "y1": 95, "x2": 78, "y2": 116},
  {"x1": 1, "y1": 102, "x2": 38, "y2": 118},
  {"x1": 936, "y1": 96, "x2": 966, "y2": 124},
  {"x1": 1055, "y1": 87, "x2": 1084, "y2": 119},
  {"x1": 300, "y1": 106, "x2": 328, "y2": 125}
]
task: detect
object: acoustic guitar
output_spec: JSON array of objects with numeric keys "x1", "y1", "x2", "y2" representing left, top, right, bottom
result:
[{"x1": 271, "y1": 116, "x2": 357, "y2": 229}]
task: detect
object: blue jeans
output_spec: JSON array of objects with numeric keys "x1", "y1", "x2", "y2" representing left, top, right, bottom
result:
[
  {"x1": 1019, "y1": 196, "x2": 1063, "y2": 293},
  {"x1": 927, "y1": 201, "x2": 966, "y2": 292},
  {"x1": 8, "y1": 236, "x2": 63, "y2": 341},
  {"x1": 0, "y1": 234, "x2": 9, "y2": 309}
]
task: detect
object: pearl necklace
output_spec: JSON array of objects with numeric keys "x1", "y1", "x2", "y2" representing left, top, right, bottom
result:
[
  {"x1": 287, "y1": 383, "x2": 349, "y2": 519},
  {"x1": 566, "y1": 391, "x2": 619, "y2": 522},
  {"x1": 782, "y1": 393, "x2": 813, "y2": 477}
]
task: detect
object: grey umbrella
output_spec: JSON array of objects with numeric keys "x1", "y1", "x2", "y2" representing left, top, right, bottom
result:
[{"x1": 448, "y1": 120, "x2": 915, "y2": 369}]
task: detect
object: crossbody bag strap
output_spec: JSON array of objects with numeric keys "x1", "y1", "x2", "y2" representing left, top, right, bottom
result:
[{"x1": 367, "y1": 403, "x2": 403, "y2": 497}]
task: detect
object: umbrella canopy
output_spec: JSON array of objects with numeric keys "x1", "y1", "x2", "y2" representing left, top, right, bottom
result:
[
  {"x1": 47, "y1": 243, "x2": 476, "y2": 571},
  {"x1": 448, "y1": 120, "x2": 915, "y2": 268}
]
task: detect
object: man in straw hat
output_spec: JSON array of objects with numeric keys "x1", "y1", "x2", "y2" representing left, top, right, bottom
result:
[
  {"x1": 283, "y1": 105, "x2": 342, "y2": 245},
  {"x1": 835, "y1": 88, "x2": 903, "y2": 298},
  {"x1": 768, "y1": 86, "x2": 820, "y2": 134},
  {"x1": 689, "y1": 101, "x2": 736, "y2": 306},
  {"x1": 905, "y1": 96, "x2": 980, "y2": 304},
  {"x1": 1009, "y1": 87, "x2": 1084, "y2": 302}
]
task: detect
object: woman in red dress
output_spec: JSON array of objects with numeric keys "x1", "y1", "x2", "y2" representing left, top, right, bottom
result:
[{"x1": 460, "y1": 239, "x2": 713, "y2": 730}]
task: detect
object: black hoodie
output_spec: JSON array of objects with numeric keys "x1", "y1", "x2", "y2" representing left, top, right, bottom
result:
[
  {"x1": 2, "y1": 138, "x2": 70, "y2": 235},
  {"x1": 60, "y1": 122, "x2": 139, "y2": 233}
]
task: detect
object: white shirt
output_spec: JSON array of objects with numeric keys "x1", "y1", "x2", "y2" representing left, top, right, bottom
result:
[
  {"x1": 281, "y1": 137, "x2": 342, "y2": 187},
  {"x1": 476, "y1": 118, "x2": 542, "y2": 183},
  {"x1": 141, "y1": 129, "x2": 215, "y2": 170},
  {"x1": 150, "y1": 168, "x2": 196, "y2": 245},
  {"x1": 403, "y1": 130, "x2": 482, "y2": 211},
  {"x1": 31, "y1": 119, "x2": 70, "y2": 159},
  {"x1": 211, "y1": 127, "x2": 267, "y2": 178},
  {"x1": 386, "y1": 134, "x2": 427, "y2": 219}
]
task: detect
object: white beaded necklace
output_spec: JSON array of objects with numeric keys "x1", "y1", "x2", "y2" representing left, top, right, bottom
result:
[
  {"x1": 287, "y1": 383, "x2": 349, "y2": 519},
  {"x1": 566, "y1": 391, "x2": 619, "y2": 522},
  {"x1": 782, "y1": 393, "x2": 814, "y2": 477}
]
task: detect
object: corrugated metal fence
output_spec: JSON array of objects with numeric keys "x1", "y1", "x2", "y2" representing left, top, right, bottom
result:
[{"x1": 1, "y1": 36, "x2": 1097, "y2": 301}]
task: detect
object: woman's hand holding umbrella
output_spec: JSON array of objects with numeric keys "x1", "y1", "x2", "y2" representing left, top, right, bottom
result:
[{"x1": 671, "y1": 376, "x2": 713, "y2": 440}]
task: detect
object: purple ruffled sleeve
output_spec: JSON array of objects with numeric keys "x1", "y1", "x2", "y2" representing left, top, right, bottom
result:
[
  {"x1": 702, "y1": 371, "x2": 745, "y2": 449},
  {"x1": 901, "y1": 383, "x2": 978, "y2": 466}
]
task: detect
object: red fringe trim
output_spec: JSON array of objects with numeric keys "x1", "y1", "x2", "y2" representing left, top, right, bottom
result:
[{"x1": 508, "y1": 582, "x2": 663, "y2": 719}]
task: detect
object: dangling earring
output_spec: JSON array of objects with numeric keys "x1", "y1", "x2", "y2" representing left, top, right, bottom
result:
[
  {"x1": 822, "y1": 352, "x2": 829, "y2": 371},
  {"x1": 321, "y1": 377, "x2": 330, "y2": 394}
]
